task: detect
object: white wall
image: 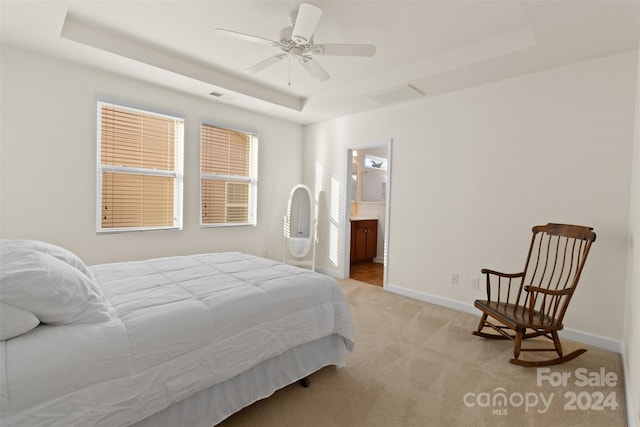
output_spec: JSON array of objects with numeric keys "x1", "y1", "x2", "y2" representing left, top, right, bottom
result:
[
  {"x1": 623, "y1": 46, "x2": 640, "y2": 427},
  {"x1": 0, "y1": 45, "x2": 303, "y2": 265},
  {"x1": 304, "y1": 50, "x2": 637, "y2": 343}
]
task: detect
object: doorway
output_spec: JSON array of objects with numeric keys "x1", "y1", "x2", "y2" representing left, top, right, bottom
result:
[
  {"x1": 344, "y1": 140, "x2": 391, "y2": 288},
  {"x1": 349, "y1": 261, "x2": 384, "y2": 286}
]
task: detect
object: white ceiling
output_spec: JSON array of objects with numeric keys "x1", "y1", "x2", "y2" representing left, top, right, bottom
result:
[{"x1": 1, "y1": 0, "x2": 639, "y2": 124}]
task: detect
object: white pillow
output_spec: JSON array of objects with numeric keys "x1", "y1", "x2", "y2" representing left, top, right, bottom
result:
[
  {"x1": 0, "y1": 248, "x2": 111, "y2": 325},
  {"x1": 1, "y1": 239, "x2": 94, "y2": 280},
  {"x1": 0, "y1": 301, "x2": 40, "y2": 340}
]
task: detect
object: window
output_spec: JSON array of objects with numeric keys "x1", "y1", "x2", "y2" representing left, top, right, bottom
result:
[
  {"x1": 200, "y1": 123, "x2": 258, "y2": 226},
  {"x1": 97, "y1": 102, "x2": 184, "y2": 232}
]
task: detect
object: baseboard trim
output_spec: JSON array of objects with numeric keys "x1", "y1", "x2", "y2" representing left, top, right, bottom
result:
[
  {"x1": 386, "y1": 283, "x2": 477, "y2": 315},
  {"x1": 315, "y1": 266, "x2": 340, "y2": 278},
  {"x1": 559, "y1": 328, "x2": 622, "y2": 354},
  {"x1": 385, "y1": 283, "x2": 622, "y2": 353}
]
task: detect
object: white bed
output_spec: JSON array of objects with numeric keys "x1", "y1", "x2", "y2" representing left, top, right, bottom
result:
[{"x1": 0, "y1": 240, "x2": 355, "y2": 426}]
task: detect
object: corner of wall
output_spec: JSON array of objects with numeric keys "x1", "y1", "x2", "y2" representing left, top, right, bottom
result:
[{"x1": 622, "y1": 46, "x2": 640, "y2": 427}]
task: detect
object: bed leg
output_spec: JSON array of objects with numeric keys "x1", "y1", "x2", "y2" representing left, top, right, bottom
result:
[{"x1": 298, "y1": 377, "x2": 310, "y2": 388}]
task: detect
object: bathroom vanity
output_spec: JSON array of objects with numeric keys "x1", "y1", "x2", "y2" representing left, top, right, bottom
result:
[{"x1": 350, "y1": 218, "x2": 378, "y2": 262}]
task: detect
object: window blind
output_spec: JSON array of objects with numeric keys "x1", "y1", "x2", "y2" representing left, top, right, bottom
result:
[
  {"x1": 200, "y1": 123, "x2": 257, "y2": 226},
  {"x1": 98, "y1": 103, "x2": 184, "y2": 232}
]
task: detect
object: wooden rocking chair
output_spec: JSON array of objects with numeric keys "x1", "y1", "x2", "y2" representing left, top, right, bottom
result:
[{"x1": 472, "y1": 223, "x2": 596, "y2": 367}]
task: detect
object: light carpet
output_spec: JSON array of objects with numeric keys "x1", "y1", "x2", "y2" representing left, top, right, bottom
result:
[{"x1": 218, "y1": 279, "x2": 626, "y2": 426}]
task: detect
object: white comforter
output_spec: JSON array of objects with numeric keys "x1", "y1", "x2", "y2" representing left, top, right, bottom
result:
[{"x1": 1, "y1": 253, "x2": 355, "y2": 426}]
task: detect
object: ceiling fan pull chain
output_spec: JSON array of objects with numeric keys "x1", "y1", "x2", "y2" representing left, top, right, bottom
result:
[{"x1": 288, "y1": 54, "x2": 292, "y2": 86}]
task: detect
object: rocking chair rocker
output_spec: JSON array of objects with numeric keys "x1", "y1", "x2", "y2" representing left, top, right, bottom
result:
[{"x1": 473, "y1": 223, "x2": 596, "y2": 367}]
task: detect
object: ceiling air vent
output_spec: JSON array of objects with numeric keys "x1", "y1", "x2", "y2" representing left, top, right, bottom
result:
[
  {"x1": 367, "y1": 84, "x2": 425, "y2": 106},
  {"x1": 209, "y1": 91, "x2": 237, "y2": 101}
]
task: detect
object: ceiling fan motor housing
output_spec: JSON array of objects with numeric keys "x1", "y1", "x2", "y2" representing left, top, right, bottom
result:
[{"x1": 279, "y1": 27, "x2": 313, "y2": 51}]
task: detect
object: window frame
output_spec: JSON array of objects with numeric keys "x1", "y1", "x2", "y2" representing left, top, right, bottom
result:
[
  {"x1": 199, "y1": 121, "x2": 258, "y2": 228},
  {"x1": 96, "y1": 100, "x2": 185, "y2": 234}
]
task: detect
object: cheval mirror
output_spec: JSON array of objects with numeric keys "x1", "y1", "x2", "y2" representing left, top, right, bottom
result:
[{"x1": 283, "y1": 184, "x2": 316, "y2": 270}]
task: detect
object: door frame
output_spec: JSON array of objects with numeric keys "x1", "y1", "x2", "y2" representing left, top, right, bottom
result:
[{"x1": 343, "y1": 139, "x2": 392, "y2": 288}]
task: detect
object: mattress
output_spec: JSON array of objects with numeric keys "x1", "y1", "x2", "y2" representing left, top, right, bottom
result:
[{"x1": 1, "y1": 252, "x2": 354, "y2": 426}]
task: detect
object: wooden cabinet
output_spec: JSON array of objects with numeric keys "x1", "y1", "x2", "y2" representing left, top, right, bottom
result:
[{"x1": 350, "y1": 219, "x2": 377, "y2": 263}]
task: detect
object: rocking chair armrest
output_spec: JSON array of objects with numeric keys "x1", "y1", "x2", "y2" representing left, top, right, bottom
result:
[
  {"x1": 525, "y1": 286, "x2": 572, "y2": 296},
  {"x1": 480, "y1": 269, "x2": 524, "y2": 302},
  {"x1": 524, "y1": 286, "x2": 573, "y2": 323},
  {"x1": 480, "y1": 269, "x2": 525, "y2": 279}
]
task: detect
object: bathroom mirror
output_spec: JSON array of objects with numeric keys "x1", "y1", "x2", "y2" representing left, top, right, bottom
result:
[{"x1": 285, "y1": 184, "x2": 313, "y2": 258}]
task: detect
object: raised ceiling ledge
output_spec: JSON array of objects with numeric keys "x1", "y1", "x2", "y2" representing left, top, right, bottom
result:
[
  {"x1": 304, "y1": 25, "x2": 537, "y2": 111},
  {"x1": 60, "y1": 11, "x2": 304, "y2": 112}
]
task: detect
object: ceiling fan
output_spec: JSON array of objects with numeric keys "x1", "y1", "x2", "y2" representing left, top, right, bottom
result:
[{"x1": 215, "y1": 3, "x2": 376, "y2": 84}]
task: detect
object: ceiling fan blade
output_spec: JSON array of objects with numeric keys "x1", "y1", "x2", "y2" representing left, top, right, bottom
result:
[
  {"x1": 245, "y1": 54, "x2": 287, "y2": 73},
  {"x1": 292, "y1": 3, "x2": 322, "y2": 44},
  {"x1": 215, "y1": 28, "x2": 280, "y2": 47},
  {"x1": 311, "y1": 44, "x2": 376, "y2": 57},
  {"x1": 300, "y1": 56, "x2": 330, "y2": 81}
]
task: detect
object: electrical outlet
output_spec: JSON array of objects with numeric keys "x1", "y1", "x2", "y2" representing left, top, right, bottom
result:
[
  {"x1": 471, "y1": 277, "x2": 480, "y2": 289},
  {"x1": 451, "y1": 274, "x2": 459, "y2": 285}
]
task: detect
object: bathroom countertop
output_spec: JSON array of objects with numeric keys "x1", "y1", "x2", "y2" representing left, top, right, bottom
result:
[{"x1": 350, "y1": 216, "x2": 378, "y2": 221}]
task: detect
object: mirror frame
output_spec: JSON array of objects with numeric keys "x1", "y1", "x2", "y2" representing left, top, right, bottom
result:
[{"x1": 285, "y1": 184, "x2": 314, "y2": 258}]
